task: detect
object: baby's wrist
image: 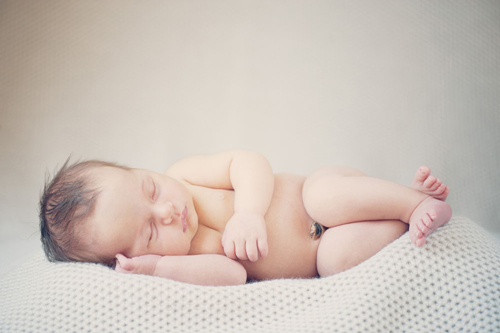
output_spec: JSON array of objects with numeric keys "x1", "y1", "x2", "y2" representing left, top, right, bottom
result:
[
  {"x1": 148, "y1": 255, "x2": 161, "y2": 275},
  {"x1": 233, "y1": 209, "x2": 266, "y2": 218},
  {"x1": 136, "y1": 254, "x2": 161, "y2": 276}
]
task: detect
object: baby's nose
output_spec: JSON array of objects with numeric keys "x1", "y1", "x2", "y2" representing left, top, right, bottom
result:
[{"x1": 155, "y1": 202, "x2": 174, "y2": 225}]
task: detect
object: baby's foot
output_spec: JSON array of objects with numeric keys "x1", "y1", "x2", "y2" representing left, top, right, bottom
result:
[
  {"x1": 411, "y1": 166, "x2": 450, "y2": 201},
  {"x1": 409, "y1": 197, "x2": 452, "y2": 247},
  {"x1": 115, "y1": 254, "x2": 161, "y2": 276}
]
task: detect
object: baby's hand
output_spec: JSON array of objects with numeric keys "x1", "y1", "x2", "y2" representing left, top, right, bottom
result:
[
  {"x1": 221, "y1": 211, "x2": 269, "y2": 262},
  {"x1": 115, "y1": 253, "x2": 161, "y2": 276}
]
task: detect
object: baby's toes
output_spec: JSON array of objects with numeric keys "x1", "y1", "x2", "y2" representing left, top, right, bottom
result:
[
  {"x1": 409, "y1": 224, "x2": 420, "y2": 244},
  {"x1": 415, "y1": 237, "x2": 426, "y2": 247},
  {"x1": 423, "y1": 211, "x2": 438, "y2": 234},
  {"x1": 424, "y1": 176, "x2": 437, "y2": 189},
  {"x1": 414, "y1": 166, "x2": 431, "y2": 184},
  {"x1": 430, "y1": 178, "x2": 442, "y2": 191},
  {"x1": 410, "y1": 223, "x2": 427, "y2": 247},
  {"x1": 414, "y1": 224, "x2": 423, "y2": 238},
  {"x1": 439, "y1": 186, "x2": 450, "y2": 200},
  {"x1": 434, "y1": 183, "x2": 447, "y2": 195},
  {"x1": 418, "y1": 218, "x2": 433, "y2": 237}
]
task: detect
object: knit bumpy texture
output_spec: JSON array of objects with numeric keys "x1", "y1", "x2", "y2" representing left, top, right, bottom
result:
[{"x1": 1, "y1": 216, "x2": 499, "y2": 333}]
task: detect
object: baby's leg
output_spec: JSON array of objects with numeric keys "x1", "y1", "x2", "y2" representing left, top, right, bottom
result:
[
  {"x1": 316, "y1": 220, "x2": 408, "y2": 276},
  {"x1": 303, "y1": 166, "x2": 430, "y2": 226},
  {"x1": 302, "y1": 166, "x2": 452, "y2": 247}
]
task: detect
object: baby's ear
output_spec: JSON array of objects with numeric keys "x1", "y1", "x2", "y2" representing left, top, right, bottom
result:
[{"x1": 114, "y1": 254, "x2": 133, "y2": 273}]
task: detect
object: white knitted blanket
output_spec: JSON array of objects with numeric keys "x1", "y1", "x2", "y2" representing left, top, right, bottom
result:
[{"x1": 1, "y1": 216, "x2": 499, "y2": 333}]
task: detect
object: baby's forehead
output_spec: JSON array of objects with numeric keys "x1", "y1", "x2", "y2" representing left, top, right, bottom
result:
[
  {"x1": 88, "y1": 166, "x2": 144, "y2": 234},
  {"x1": 93, "y1": 167, "x2": 138, "y2": 201},
  {"x1": 89, "y1": 166, "x2": 138, "y2": 191}
]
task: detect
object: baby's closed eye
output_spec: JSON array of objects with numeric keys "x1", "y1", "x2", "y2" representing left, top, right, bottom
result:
[
  {"x1": 147, "y1": 221, "x2": 156, "y2": 245},
  {"x1": 150, "y1": 178, "x2": 157, "y2": 201},
  {"x1": 149, "y1": 223, "x2": 153, "y2": 243}
]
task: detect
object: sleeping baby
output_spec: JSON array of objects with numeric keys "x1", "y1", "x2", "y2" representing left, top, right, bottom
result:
[{"x1": 39, "y1": 150, "x2": 452, "y2": 285}]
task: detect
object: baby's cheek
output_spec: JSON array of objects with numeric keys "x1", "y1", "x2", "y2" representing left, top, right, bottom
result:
[{"x1": 157, "y1": 238, "x2": 191, "y2": 256}]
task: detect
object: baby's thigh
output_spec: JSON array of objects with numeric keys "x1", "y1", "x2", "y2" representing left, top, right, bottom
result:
[
  {"x1": 303, "y1": 166, "x2": 367, "y2": 192},
  {"x1": 302, "y1": 166, "x2": 367, "y2": 224},
  {"x1": 316, "y1": 220, "x2": 408, "y2": 277}
]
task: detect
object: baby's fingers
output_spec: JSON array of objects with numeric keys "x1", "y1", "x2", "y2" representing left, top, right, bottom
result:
[
  {"x1": 246, "y1": 239, "x2": 259, "y2": 262},
  {"x1": 223, "y1": 241, "x2": 236, "y2": 260},
  {"x1": 235, "y1": 240, "x2": 249, "y2": 261},
  {"x1": 258, "y1": 237, "x2": 269, "y2": 259},
  {"x1": 115, "y1": 254, "x2": 133, "y2": 273}
]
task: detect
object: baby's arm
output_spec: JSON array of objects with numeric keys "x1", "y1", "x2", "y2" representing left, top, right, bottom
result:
[
  {"x1": 166, "y1": 150, "x2": 274, "y2": 262},
  {"x1": 223, "y1": 151, "x2": 274, "y2": 261},
  {"x1": 115, "y1": 254, "x2": 247, "y2": 286}
]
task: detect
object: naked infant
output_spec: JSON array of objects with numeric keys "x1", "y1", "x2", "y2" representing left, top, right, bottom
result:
[{"x1": 40, "y1": 150, "x2": 452, "y2": 285}]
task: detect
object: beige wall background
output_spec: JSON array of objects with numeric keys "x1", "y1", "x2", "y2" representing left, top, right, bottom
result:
[{"x1": 1, "y1": 0, "x2": 499, "y2": 257}]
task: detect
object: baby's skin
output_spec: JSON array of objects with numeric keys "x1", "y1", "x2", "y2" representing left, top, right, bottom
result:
[
  {"x1": 409, "y1": 166, "x2": 450, "y2": 246},
  {"x1": 111, "y1": 156, "x2": 452, "y2": 283}
]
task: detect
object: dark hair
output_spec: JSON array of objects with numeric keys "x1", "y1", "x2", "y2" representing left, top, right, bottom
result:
[{"x1": 39, "y1": 158, "x2": 128, "y2": 266}]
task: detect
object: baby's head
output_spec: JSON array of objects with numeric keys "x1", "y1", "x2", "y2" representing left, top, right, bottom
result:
[
  {"x1": 40, "y1": 159, "x2": 197, "y2": 267},
  {"x1": 39, "y1": 159, "x2": 129, "y2": 266}
]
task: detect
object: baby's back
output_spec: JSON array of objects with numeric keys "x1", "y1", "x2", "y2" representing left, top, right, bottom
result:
[{"x1": 187, "y1": 174, "x2": 320, "y2": 280}]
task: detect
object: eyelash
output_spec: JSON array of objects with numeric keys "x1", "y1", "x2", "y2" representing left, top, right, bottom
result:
[
  {"x1": 151, "y1": 181, "x2": 157, "y2": 201},
  {"x1": 149, "y1": 222, "x2": 154, "y2": 244}
]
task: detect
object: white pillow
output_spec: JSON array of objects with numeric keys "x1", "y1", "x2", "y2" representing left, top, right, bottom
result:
[{"x1": 1, "y1": 216, "x2": 499, "y2": 332}]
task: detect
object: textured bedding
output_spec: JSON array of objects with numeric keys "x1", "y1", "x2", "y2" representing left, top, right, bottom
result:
[{"x1": 1, "y1": 216, "x2": 499, "y2": 332}]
